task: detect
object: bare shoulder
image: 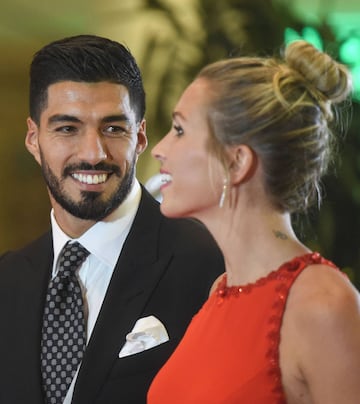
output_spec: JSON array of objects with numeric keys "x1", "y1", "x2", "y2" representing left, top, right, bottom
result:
[
  {"x1": 283, "y1": 263, "x2": 360, "y2": 403},
  {"x1": 286, "y1": 263, "x2": 360, "y2": 345},
  {"x1": 288, "y1": 263, "x2": 360, "y2": 321}
]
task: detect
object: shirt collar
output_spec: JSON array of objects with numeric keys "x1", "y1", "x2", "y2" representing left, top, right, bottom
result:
[{"x1": 51, "y1": 180, "x2": 141, "y2": 271}]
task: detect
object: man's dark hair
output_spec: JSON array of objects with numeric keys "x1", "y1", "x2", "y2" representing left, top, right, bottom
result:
[{"x1": 29, "y1": 34, "x2": 145, "y2": 124}]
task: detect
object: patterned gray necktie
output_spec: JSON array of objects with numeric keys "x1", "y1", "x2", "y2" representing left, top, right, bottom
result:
[{"x1": 41, "y1": 241, "x2": 89, "y2": 404}]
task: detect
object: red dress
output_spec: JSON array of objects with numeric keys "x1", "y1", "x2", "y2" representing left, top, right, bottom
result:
[{"x1": 147, "y1": 253, "x2": 337, "y2": 404}]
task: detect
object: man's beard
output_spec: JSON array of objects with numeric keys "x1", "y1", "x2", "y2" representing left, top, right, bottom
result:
[{"x1": 39, "y1": 151, "x2": 136, "y2": 221}]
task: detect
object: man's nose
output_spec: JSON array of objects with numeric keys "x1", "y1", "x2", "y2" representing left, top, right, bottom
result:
[{"x1": 77, "y1": 131, "x2": 108, "y2": 165}]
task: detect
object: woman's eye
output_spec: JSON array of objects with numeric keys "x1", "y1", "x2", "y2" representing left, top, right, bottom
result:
[{"x1": 173, "y1": 124, "x2": 184, "y2": 137}]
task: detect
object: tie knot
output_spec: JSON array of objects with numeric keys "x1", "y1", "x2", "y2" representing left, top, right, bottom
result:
[{"x1": 58, "y1": 241, "x2": 90, "y2": 275}]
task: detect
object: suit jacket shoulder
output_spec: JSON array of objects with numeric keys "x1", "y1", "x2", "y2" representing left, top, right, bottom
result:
[{"x1": 0, "y1": 231, "x2": 52, "y2": 404}]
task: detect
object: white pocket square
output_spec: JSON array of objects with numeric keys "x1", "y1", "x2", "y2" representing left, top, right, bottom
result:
[{"x1": 119, "y1": 315, "x2": 169, "y2": 358}]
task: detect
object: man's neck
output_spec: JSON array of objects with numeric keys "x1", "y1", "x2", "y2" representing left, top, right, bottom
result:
[{"x1": 52, "y1": 206, "x2": 96, "y2": 239}]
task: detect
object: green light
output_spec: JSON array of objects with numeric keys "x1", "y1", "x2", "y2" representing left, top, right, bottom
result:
[
  {"x1": 339, "y1": 37, "x2": 360, "y2": 65},
  {"x1": 284, "y1": 27, "x2": 302, "y2": 45},
  {"x1": 350, "y1": 65, "x2": 360, "y2": 101},
  {"x1": 301, "y1": 27, "x2": 323, "y2": 51},
  {"x1": 284, "y1": 26, "x2": 323, "y2": 50}
]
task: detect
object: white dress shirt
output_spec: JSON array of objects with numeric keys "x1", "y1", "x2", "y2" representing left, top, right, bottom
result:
[{"x1": 49, "y1": 180, "x2": 141, "y2": 404}]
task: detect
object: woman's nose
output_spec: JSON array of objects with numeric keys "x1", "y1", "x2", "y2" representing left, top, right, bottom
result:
[{"x1": 151, "y1": 136, "x2": 167, "y2": 161}]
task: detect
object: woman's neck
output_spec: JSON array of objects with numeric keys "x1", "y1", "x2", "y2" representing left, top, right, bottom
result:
[{"x1": 199, "y1": 206, "x2": 310, "y2": 287}]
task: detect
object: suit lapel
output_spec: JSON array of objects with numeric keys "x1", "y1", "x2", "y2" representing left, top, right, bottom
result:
[{"x1": 73, "y1": 189, "x2": 172, "y2": 403}]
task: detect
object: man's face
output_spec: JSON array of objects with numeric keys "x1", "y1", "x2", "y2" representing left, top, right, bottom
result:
[{"x1": 25, "y1": 81, "x2": 147, "y2": 222}]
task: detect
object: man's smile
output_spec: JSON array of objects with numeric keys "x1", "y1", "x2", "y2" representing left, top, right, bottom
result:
[{"x1": 72, "y1": 172, "x2": 109, "y2": 185}]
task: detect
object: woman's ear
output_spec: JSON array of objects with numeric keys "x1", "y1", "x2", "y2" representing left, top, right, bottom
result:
[
  {"x1": 25, "y1": 117, "x2": 41, "y2": 165},
  {"x1": 227, "y1": 144, "x2": 256, "y2": 185}
]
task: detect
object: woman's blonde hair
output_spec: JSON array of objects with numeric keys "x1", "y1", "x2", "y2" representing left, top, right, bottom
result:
[{"x1": 198, "y1": 40, "x2": 352, "y2": 212}]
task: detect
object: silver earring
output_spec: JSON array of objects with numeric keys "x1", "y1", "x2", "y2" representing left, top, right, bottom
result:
[{"x1": 219, "y1": 179, "x2": 228, "y2": 208}]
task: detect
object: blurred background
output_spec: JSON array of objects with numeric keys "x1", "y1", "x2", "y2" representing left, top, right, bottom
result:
[{"x1": 1, "y1": 0, "x2": 359, "y2": 287}]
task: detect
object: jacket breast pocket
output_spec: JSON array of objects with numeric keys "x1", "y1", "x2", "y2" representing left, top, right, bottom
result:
[{"x1": 108, "y1": 338, "x2": 177, "y2": 380}]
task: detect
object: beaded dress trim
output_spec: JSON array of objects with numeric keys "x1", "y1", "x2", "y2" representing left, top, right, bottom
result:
[{"x1": 215, "y1": 252, "x2": 337, "y2": 404}]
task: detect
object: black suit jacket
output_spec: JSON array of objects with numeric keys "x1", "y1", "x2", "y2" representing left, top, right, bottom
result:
[{"x1": 0, "y1": 188, "x2": 224, "y2": 404}]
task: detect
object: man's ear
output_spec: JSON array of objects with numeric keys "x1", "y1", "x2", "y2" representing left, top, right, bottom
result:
[
  {"x1": 227, "y1": 144, "x2": 257, "y2": 185},
  {"x1": 136, "y1": 119, "x2": 148, "y2": 156},
  {"x1": 25, "y1": 117, "x2": 41, "y2": 165}
]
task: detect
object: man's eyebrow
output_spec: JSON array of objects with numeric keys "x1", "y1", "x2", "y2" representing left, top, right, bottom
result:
[
  {"x1": 48, "y1": 114, "x2": 82, "y2": 124},
  {"x1": 47, "y1": 114, "x2": 132, "y2": 125},
  {"x1": 101, "y1": 114, "x2": 131, "y2": 124}
]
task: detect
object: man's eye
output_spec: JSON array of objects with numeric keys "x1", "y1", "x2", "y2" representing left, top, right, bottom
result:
[
  {"x1": 173, "y1": 124, "x2": 184, "y2": 137},
  {"x1": 104, "y1": 126, "x2": 127, "y2": 136},
  {"x1": 55, "y1": 126, "x2": 77, "y2": 134}
]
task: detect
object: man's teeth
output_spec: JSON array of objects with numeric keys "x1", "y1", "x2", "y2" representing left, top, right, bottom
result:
[
  {"x1": 72, "y1": 173, "x2": 108, "y2": 184},
  {"x1": 161, "y1": 173, "x2": 172, "y2": 184}
]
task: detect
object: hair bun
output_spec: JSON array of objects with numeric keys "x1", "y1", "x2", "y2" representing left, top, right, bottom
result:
[{"x1": 285, "y1": 40, "x2": 352, "y2": 103}]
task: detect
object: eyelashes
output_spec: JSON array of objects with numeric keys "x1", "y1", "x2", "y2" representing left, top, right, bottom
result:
[{"x1": 173, "y1": 124, "x2": 184, "y2": 136}]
